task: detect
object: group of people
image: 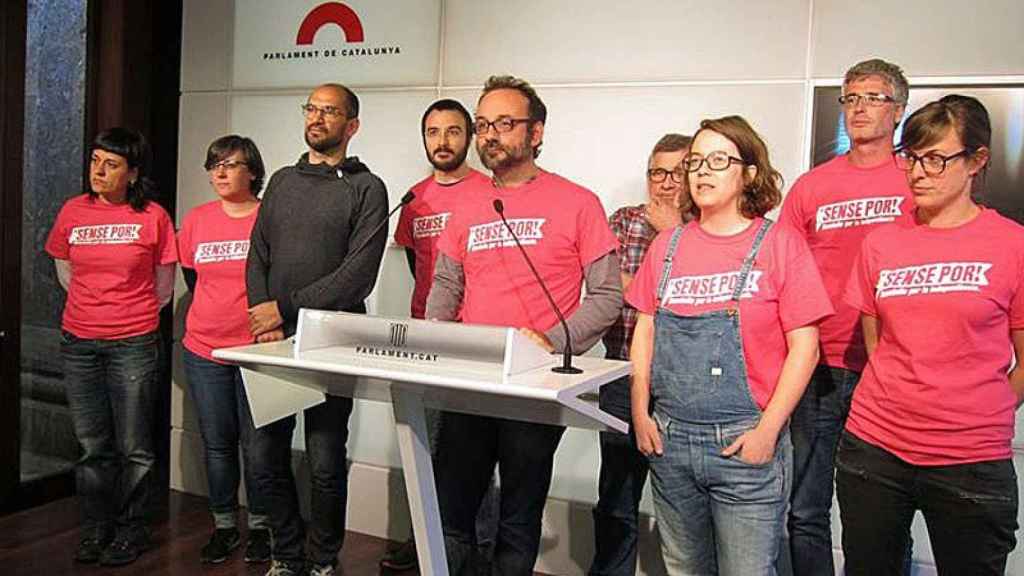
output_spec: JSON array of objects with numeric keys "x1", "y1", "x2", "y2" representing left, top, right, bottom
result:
[{"x1": 46, "y1": 56, "x2": 1021, "y2": 576}]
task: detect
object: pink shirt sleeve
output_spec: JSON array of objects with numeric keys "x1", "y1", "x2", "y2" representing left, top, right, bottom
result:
[
  {"x1": 154, "y1": 206, "x2": 178, "y2": 265},
  {"x1": 625, "y1": 233, "x2": 668, "y2": 314},
  {"x1": 777, "y1": 176, "x2": 809, "y2": 236},
  {"x1": 575, "y1": 193, "x2": 619, "y2": 266},
  {"x1": 775, "y1": 226, "x2": 834, "y2": 332},
  {"x1": 1009, "y1": 249, "x2": 1024, "y2": 330},
  {"x1": 45, "y1": 203, "x2": 71, "y2": 259},
  {"x1": 844, "y1": 238, "x2": 878, "y2": 317},
  {"x1": 177, "y1": 212, "x2": 195, "y2": 268},
  {"x1": 394, "y1": 200, "x2": 414, "y2": 248}
]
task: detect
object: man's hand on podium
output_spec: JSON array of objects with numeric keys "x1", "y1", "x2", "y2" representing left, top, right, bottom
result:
[
  {"x1": 249, "y1": 300, "x2": 283, "y2": 336},
  {"x1": 518, "y1": 327, "x2": 555, "y2": 353},
  {"x1": 255, "y1": 328, "x2": 285, "y2": 344}
]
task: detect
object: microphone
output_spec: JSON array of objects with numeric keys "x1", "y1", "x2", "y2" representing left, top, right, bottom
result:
[
  {"x1": 493, "y1": 198, "x2": 582, "y2": 374},
  {"x1": 344, "y1": 191, "x2": 415, "y2": 260}
]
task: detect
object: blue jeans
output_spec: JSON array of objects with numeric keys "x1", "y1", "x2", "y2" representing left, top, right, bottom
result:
[
  {"x1": 649, "y1": 418, "x2": 792, "y2": 576},
  {"x1": 436, "y1": 412, "x2": 565, "y2": 576},
  {"x1": 182, "y1": 348, "x2": 267, "y2": 530},
  {"x1": 590, "y1": 376, "x2": 649, "y2": 576},
  {"x1": 61, "y1": 330, "x2": 159, "y2": 532},
  {"x1": 249, "y1": 394, "x2": 353, "y2": 567},
  {"x1": 836, "y1": 431, "x2": 1018, "y2": 575},
  {"x1": 786, "y1": 364, "x2": 858, "y2": 575}
]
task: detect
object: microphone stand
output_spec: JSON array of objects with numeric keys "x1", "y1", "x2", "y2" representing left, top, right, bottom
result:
[{"x1": 493, "y1": 199, "x2": 582, "y2": 374}]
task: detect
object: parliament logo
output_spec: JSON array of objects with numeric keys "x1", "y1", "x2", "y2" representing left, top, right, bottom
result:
[
  {"x1": 261, "y1": 2, "x2": 401, "y2": 62},
  {"x1": 388, "y1": 322, "x2": 409, "y2": 348},
  {"x1": 297, "y1": 2, "x2": 364, "y2": 45}
]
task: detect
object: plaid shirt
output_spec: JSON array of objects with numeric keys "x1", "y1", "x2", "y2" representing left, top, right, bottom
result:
[{"x1": 603, "y1": 204, "x2": 658, "y2": 360}]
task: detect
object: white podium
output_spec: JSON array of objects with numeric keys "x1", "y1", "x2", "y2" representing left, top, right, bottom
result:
[{"x1": 213, "y1": 309, "x2": 630, "y2": 576}]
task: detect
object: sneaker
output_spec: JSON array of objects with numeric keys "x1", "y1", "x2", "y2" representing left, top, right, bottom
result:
[
  {"x1": 379, "y1": 538, "x2": 418, "y2": 571},
  {"x1": 99, "y1": 526, "x2": 152, "y2": 566},
  {"x1": 245, "y1": 528, "x2": 272, "y2": 563},
  {"x1": 74, "y1": 525, "x2": 113, "y2": 564},
  {"x1": 265, "y1": 559, "x2": 304, "y2": 576},
  {"x1": 307, "y1": 563, "x2": 335, "y2": 576},
  {"x1": 200, "y1": 527, "x2": 241, "y2": 564}
]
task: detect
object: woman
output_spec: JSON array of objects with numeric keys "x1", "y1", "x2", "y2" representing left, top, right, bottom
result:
[
  {"x1": 627, "y1": 116, "x2": 832, "y2": 574},
  {"x1": 177, "y1": 135, "x2": 272, "y2": 564},
  {"x1": 45, "y1": 127, "x2": 177, "y2": 566},
  {"x1": 838, "y1": 95, "x2": 1021, "y2": 575}
]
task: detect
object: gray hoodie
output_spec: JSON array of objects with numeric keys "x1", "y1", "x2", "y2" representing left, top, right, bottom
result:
[{"x1": 247, "y1": 153, "x2": 389, "y2": 335}]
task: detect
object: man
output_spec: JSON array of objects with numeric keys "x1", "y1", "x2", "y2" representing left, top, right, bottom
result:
[
  {"x1": 427, "y1": 75, "x2": 622, "y2": 575},
  {"x1": 246, "y1": 83, "x2": 389, "y2": 576},
  {"x1": 778, "y1": 58, "x2": 912, "y2": 576},
  {"x1": 590, "y1": 133, "x2": 690, "y2": 576},
  {"x1": 381, "y1": 98, "x2": 499, "y2": 571}
]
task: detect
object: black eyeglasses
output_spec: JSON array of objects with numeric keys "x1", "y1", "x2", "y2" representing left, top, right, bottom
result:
[
  {"x1": 647, "y1": 167, "x2": 685, "y2": 183},
  {"x1": 838, "y1": 93, "x2": 901, "y2": 108},
  {"x1": 682, "y1": 151, "x2": 745, "y2": 173},
  {"x1": 206, "y1": 160, "x2": 248, "y2": 172},
  {"x1": 894, "y1": 148, "x2": 973, "y2": 176},
  {"x1": 300, "y1": 103, "x2": 346, "y2": 120},
  {"x1": 473, "y1": 117, "x2": 531, "y2": 134}
]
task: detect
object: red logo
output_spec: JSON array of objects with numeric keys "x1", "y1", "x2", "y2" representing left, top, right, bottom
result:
[{"x1": 296, "y1": 2, "x2": 364, "y2": 45}]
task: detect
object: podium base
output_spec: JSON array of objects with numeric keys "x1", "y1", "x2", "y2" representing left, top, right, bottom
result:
[{"x1": 552, "y1": 365, "x2": 584, "y2": 374}]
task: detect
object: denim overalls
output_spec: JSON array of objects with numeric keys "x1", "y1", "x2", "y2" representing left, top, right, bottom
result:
[{"x1": 647, "y1": 220, "x2": 791, "y2": 576}]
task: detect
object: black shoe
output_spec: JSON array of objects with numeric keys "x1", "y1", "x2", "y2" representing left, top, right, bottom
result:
[
  {"x1": 200, "y1": 527, "x2": 241, "y2": 564},
  {"x1": 74, "y1": 525, "x2": 113, "y2": 564},
  {"x1": 244, "y1": 529, "x2": 272, "y2": 563},
  {"x1": 379, "y1": 538, "x2": 418, "y2": 571},
  {"x1": 99, "y1": 527, "x2": 152, "y2": 566}
]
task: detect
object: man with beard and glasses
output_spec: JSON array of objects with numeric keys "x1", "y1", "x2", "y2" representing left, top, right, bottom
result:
[
  {"x1": 380, "y1": 99, "x2": 499, "y2": 572},
  {"x1": 427, "y1": 75, "x2": 622, "y2": 576},
  {"x1": 246, "y1": 83, "x2": 389, "y2": 576}
]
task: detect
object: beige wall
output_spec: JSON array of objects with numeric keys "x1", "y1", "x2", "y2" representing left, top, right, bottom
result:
[{"x1": 174, "y1": 2, "x2": 1024, "y2": 574}]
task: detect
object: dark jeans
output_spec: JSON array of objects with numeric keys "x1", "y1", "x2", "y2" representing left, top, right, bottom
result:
[
  {"x1": 249, "y1": 394, "x2": 354, "y2": 567},
  {"x1": 182, "y1": 348, "x2": 267, "y2": 529},
  {"x1": 589, "y1": 376, "x2": 648, "y2": 576},
  {"x1": 436, "y1": 412, "x2": 565, "y2": 576},
  {"x1": 836, "y1": 431, "x2": 1018, "y2": 575},
  {"x1": 61, "y1": 330, "x2": 159, "y2": 532},
  {"x1": 787, "y1": 364, "x2": 858, "y2": 575}
]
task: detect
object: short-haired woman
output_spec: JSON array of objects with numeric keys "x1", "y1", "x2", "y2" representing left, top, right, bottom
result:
[
  {"x1": 178, "y1": 135, "x2": 271, "y2": 564},
  {"x1": 838, "y1": 95, "x2": 1022, "y2": 575},
  {"x1": 46, "y1": 127, "x2": 177, "y2": 566}
]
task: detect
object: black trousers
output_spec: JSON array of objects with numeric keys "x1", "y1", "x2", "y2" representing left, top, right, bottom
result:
[
  {"x1": 836, "y1": 431, "x2": 1018, "y2": 576},
  {"x1": 435, "y1": 412, "x2": 565, "y2": 576}
]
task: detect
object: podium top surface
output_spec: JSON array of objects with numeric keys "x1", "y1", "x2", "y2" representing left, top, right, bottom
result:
[{"x1": 214, "y1": 339, "x2": 630, "y2": 403}]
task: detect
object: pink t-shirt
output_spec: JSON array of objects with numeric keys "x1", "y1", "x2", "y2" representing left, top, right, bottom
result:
[
  {"x1": 844, "y1": 209, "x2": 1024, "y2": 465},
  {"x1": 436, "y1": 171, "x2": 619, "y2": 332},
  {"x1": 626, "y1": 219, "x2": 833, "y2": 409},
  {"x1": 178, "y1": 201, "x2": 259, "y2": 362},
  {"x1": 394, "y1": 169, "x2": 488, "y2": 319},
  {"x1": 779, "y1": 155, "x2": 912, "y2": 372},
  {"x1": 45, "y1": 194, "x2": 177, "y2": 339}
]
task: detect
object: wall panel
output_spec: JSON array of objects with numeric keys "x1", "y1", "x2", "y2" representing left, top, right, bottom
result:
[
  {"x1": 812, "y1": 0, "x2": 1024, "y2": 78},
  {"x1": 444, "y1": 0, "x2": 809, "y2": 85}
]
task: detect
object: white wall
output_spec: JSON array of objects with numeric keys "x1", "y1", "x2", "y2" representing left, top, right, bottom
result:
[{"x1": 173, "y1": 1, "x2": 1024, "y2": 574}]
